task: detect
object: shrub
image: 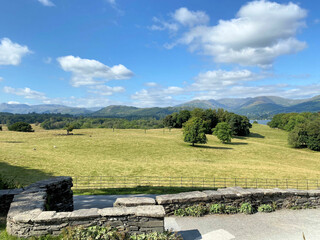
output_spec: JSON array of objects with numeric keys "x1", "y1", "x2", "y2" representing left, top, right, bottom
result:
[
  {"x1": 224, "y1": 205, "x2": 238, "y2": 214},
  {"x1": 8, "y1": 122, "x2": 34, "y2": 132},
  {"x1": 209, "y1": 204, "x2": 225, "y2": 214},
  {"x1": 239, "y1": 203, "x2": 254, "y2": 214},
  {"x1": 258, "y1": 204, "x2": 274, "y2": 213}
]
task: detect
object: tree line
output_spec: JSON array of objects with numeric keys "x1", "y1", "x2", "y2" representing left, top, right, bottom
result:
[
  {"x1": 268, "y1": 112, "x2": 320, "y2": 151},
  {"x1": 0, "y1": 112, "x2": 164, "y2": 131}
]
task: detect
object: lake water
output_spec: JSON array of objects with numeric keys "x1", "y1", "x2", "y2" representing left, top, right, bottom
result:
[{"x1": 250, "y1": 120, "x2": 271, "y2": 125}]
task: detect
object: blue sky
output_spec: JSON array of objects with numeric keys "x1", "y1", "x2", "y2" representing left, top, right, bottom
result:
[{"x1": 0, "y1": 0, "x2": 319, "y2": 108}]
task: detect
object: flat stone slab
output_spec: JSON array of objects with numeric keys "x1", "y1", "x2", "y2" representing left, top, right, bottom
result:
[
  {"x1": 114, "y1": 197, "x2": 155, "y2": 207},
  {"x1": 156, "y1": 191, "x2": 207, "y2": 204},
  {"x1": 135, "y1": 205, "x2": 165, "y2": 218}
]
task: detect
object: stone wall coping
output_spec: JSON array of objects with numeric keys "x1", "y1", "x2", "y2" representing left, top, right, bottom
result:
[
  {"x1": 155, "y1": 187, "x2": 320, "y2": 205},
  {"x1": 114, "y1": 197, "x2": 156, "y2": 207},
  {"x1": 156, "y1": 191, "x2": 208, "y2": 204},
  {"x1": 11, "y1": 205, "x2": 166, "y2": 225}
]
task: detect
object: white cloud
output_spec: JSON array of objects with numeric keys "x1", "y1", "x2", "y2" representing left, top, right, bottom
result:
[
  {"x1": 145, "y1": 82, "x2": 158, "y2": 87},
  {"x1": 172, "y1": 7, "x2": 209, "y2": 27},
  {"x1": 192, "y1": 69, "x2": 265, "y2": 91},
  {"x1": 88, "y1": 85, "x2": 125, "y2": 96},
  {"x1": 0, "y1": 77, "x2": 3, "y2": 82},
  {"x1": 7, "y1": 101, "x2": 20, "y2": 104},
  {"x1": 131, "y1": 86, "x2": 184, "y2": 107},
  {"x1": 38, "y1": 0, "x2": 55, "y2": 7},
  {"x1": 0, "y1": 38, "x2": 31, "y2": 66},
  {"x1": 43, "y1": 96, "x2": 123, "y2": 108},
  {"x1": 149, "y1": 17, "x2": 179, "y2": 32},
  {"x1": 3, "y1": 86, "x2": 47, "y2": 100},
  {"x1": 149, "y1": 7, "x2": 208, "y2": 32},
  {"x1": 172, "y1": 1, "x2": 307, "y2": 67},
  {"x1": 57, "y1": 55, "x2": 134, "y2": 87}
]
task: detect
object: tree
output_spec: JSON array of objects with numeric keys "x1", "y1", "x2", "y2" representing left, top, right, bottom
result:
[
  {"x1": 64, "y1": 122, "x2": 80, "y2": 135},
  {"x1": 228, "y1": 114, "x2": 251, "y2": 136},
  {"x1": 8, "y1": 122, "x2": 34, "y2": 132},
  {"x1": 306, "y1": 120, "x2": 320, "y2": 151},
  {"x1": 183, "y1": 117, "x2": 207, "y2": 146},
  {"x1": 213, "y1": 122, "x2": 232, "y2": 143},
  {"x1": 288, "y1": 123, "x2": 308, "y2": 148}
]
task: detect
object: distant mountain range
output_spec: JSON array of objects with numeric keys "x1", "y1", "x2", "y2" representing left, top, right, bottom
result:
[
  {"x1": 178, "y1": 95, "x2": 320, "y2": 118},
  {"x1": 0, "y1": 103, "x2": 92, "y2": 115},
  {"x1": 1, "y1": 95, "x2": 320, "y2": 119}
]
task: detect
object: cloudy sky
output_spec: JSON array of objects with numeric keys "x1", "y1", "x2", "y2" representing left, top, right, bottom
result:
[{"x1": 0, "y1": 0, "x2": 319, "y2": 108}]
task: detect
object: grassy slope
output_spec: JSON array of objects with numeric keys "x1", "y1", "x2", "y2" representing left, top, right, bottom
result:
[{"x1": 0, "y1": 124, "x2": 319, "y2": 185}]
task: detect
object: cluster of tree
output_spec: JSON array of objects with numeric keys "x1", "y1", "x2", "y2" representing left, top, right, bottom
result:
[
  {"x1": 182, "y1": 117, "x2": 235, "y2": 146},
  {"x1": 8, "y1": 122, "x2": 34, "y2": 132},
  {"x1": 164, "y1": 108, "x2": 251, "y2": 136},
  {"x1": 41, "y1": 117, "x2": 163, "y2": 130},
  {"x1": 268, "y1": 112, "x2": 320, "y2": 151},
  {"x1": 0, "y1": 112, "x2": 164, "y2": 130}
]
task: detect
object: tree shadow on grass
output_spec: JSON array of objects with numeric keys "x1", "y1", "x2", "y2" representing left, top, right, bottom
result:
[
  {"x1": 0, "y1": 162, "x2": 54, "y2": 187},
  {"x1": 229, "y1": 142, "x2": 248, "y2": 145},
  {"x1": 1, "y1": 141, "x2": 24, "y2": 143},
  {"x1": 192, "y1": 145, "x2": 233, "y2": 150},
  {"x1": 249, "y1": 132, "x2": 265, "y2": 138},
  {"x1": 233, "y1": 132, "x2": 265, "y2": 140}
]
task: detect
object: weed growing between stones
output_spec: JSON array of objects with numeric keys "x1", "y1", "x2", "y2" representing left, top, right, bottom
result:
[
  {"x1": 258, "y1": 204, "x2": 275, "y2": 212},
  {"x1": 209, "y1": 204, "x2": 225, "y2": 214},
  {"x1": 174, "y1": 204, "x2": 208, "y2": 217},
  {"x1": 239, "y1": 203, "x2": 254, "y2": 214}
]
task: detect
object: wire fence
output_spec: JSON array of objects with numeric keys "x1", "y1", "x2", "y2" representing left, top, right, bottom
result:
[{"x1": 71, "y1": 176, "x2": 320, "y2": 190}]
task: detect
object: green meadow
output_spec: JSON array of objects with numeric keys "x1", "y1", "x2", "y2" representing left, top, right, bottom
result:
[{"x1": 0, "y1": 124, "x2": 319, "y2": 186}]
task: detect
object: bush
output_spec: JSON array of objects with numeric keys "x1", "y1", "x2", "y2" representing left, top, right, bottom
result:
[
  {"x1": 239, "y1": 203, "x2": 254, "y2": 214},
  {"x1": 209, "y1": 204, "x2": 225, "y2": 214},
  {"x1": 8, "y1": 122, "x2": 34, "y2": 132},
  {"x1": 258, "y1": 204, "x2": 274, "y2": 213}
]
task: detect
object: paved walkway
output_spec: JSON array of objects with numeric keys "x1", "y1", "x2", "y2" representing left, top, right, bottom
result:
[{"x1": 74, "y1": 195, "x2": 320, "y2": 240}]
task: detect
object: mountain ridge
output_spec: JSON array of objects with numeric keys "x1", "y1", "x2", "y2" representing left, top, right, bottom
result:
[{"x1": 1, "y1": 95, "x2": 319, "y2": 119}]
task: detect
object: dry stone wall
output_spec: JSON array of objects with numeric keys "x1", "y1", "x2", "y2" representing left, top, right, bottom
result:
[
  {"x1": 155, "y1": 187, "x2": 320, "y2": 215},
  {"x1": 5, "y1": 177, "x2": 165, "y2": 238}
]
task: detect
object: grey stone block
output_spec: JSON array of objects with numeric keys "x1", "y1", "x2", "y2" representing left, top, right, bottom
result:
[
  {"x1": 114, "y1": 197, "x2": 155, "y2": 207},
  {"x1": 135, "y1": 206, "x2": 165, "y2": 218},
  {"x1": 202, "y1": 190, "x2": 222, "y2": 200},
  {"x1": 156, "y1": 191, "x2": 207, "y2": 204},
  {"x1": 69, "y1": 208, "x2": 100, "y2": 219}
]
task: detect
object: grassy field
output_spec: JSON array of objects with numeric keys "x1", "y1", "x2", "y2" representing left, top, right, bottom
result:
[{"x1": 0, "y1": 124, "x2": 319, "y2": 186}]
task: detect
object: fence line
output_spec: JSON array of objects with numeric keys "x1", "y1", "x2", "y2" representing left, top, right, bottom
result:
[{"x1": 71, "y1": 176, "x2": 320, "y2": 190}]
